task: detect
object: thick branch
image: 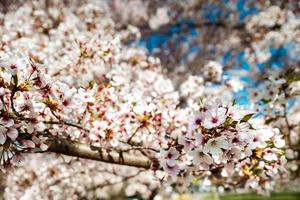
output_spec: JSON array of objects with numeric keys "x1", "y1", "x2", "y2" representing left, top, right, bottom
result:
[{"x1": 46, "y1": 139, "x2": 152, "y2": 169}]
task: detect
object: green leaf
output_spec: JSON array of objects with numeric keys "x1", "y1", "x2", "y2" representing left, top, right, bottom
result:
[
  {"x1": 287, "y1": 75, "x2": 300, "y2": 84},
  {"x1": 225, "y1": 117, "x2": 234, "y2": 125},
  {"x1": 285, "y1": 68, "x2": 300, "y2": 84},
  {"x1": 232, "y1": 99, "x2": 237, "y2": 106},
  {"x1": 261, "y1": 99, "x2": 272, "y2": 104},
  {"x1": 240, "y1": 113, "x2": 254, "y2": 123},
  {"x1": 88, "y1": 80, "x2": 95, "y2": 89},
  {"x1": 224, "y1": 117, "x2": 238, "y2": 127},
  {"x1": 265, "y1": 118, "x2": 274, "y2": 125},
  {"x1": 11, "y1": 74, "x2": 18, "y2": 86}
]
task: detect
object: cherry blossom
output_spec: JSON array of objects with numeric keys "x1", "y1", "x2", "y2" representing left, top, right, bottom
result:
[
  {"x1": 202, "y1": 107, "x2": 227, "y2": 129},
  {"x1": 204, "y1": 136, "x2": 230, "y2": 156},
  {"x1": 191, "y1": 147, "x2": 213, "y2": 168}
]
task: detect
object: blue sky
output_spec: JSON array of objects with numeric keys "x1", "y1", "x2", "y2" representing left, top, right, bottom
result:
[{"x1": 135, "y1": 1, "x2": 299, "y2": 107}]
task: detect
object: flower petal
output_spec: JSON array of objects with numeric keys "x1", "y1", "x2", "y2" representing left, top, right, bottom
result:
[
  {"x1": 7, "y1": 128, "x2": 18, "y2": 140},
  {"x1": 0, "y1": 132, "x2": 6, "y2": 145}
]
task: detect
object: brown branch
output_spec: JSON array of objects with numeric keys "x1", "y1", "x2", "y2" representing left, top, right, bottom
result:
[
  {"x1": 140, "y1": 21, "x2": 245, "y2": 36},
  {"x1": 46, "y1": 138, "x2": 152, "y2": 169},
  {"x1": 42, "y1": 120, "x2": 89, "y2": 132},
  {"x1": 283, "y1": 85, "x2": 293, "y2": 146},
  {"x1": 127, "y1": 126, "x2": 141, "y2": 144},
  {"x1": 86, "y1": 168, "x2": 146, "y2": 192}
]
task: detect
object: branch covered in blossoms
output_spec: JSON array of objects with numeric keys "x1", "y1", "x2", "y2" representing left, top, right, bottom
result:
[
  {"x1": 0, "y1": 51, "x2": 287, "y2": 195},
  {"x1": 46, "y1": 138, "x2": 152, "y2": 169}
]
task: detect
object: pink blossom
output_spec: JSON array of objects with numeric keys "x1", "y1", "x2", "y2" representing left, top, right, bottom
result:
[
  {"x1": 78, "y1": 88, "x2": 95, "y2": 103},
  {"x1": 191, "y1": 147, "x2": 213, "y2": 166},
  {"x1": 178, "y1": 134, "x2": 194, "y2": 152},
  {"x1": 202, "y1": 107, "x2": 227, "y2": 129},
  {"x1": 160, "y1": 159, "x2": 180, "y2": 177},
  {"x1": 204, "y1": 136, "x2": 230, "y2": 156},
  {"x1": 0, "y1": 126, "x2": 18, "y2": 144},
  {"x1": 161, "y1": 147, "x2": 180, "y2": 160},
  {"x1": 0, "y1": 117, "x2": 14, "y2": 128}
]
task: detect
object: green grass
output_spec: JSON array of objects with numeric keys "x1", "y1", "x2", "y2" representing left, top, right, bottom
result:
[{"x1": 219, "y1": 192, "x2": 300, "y2": 200}]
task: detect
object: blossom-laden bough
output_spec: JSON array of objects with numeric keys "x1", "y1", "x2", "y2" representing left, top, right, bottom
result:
[{"x1": 0, "y1": 52, "x2": 287, "y2": 195}]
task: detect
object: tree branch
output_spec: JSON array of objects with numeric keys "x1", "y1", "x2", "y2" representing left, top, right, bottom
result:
[{"x1": 46, "y1": 138, "x2": 152, "y2": 169}]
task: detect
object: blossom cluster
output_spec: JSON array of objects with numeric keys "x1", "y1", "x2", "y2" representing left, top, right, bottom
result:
[
  {"x1": 4, "y1": 154, "x2": 159, "y2": 200},
  {"x1": 0, "y1": 52, "x2": 50, "y2": 166},
  {"x1": 158, "y1": 98, "x2": 286, "y2": 193},
  {"x1": 0, "y1": 48, "x2": 179, "y2": 165},
  {"x1": 0, "y1": 51, "x2": 288, "y2": 197},
  {"x1": 247, "y1": 68, "x2": 300, "y2": 185}
]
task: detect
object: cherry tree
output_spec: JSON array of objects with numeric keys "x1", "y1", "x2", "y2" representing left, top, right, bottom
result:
[{"x1": 0, "y1": 0, "x2": 300, "y2": 199}]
